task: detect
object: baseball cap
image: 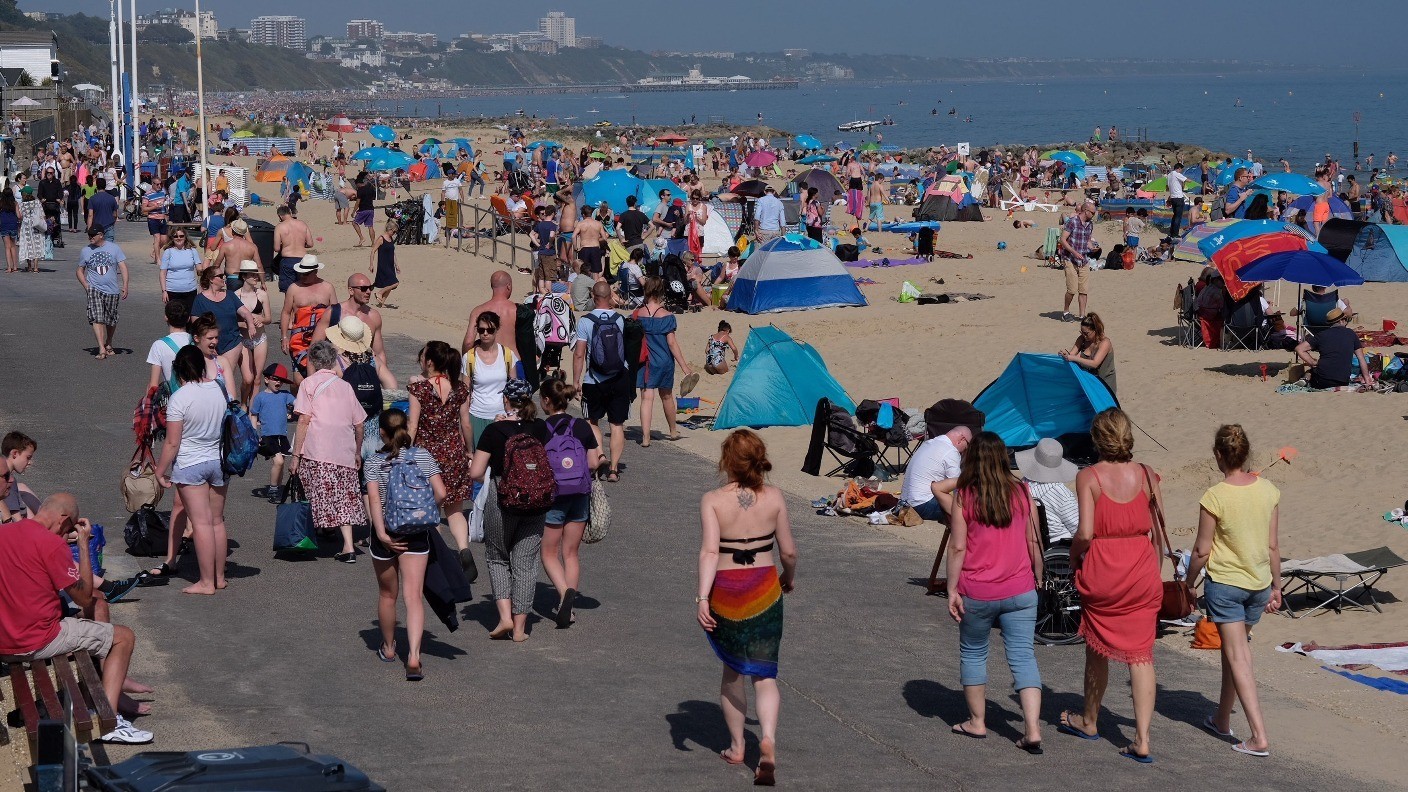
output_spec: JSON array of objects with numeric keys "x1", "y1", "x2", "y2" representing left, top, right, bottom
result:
[{"x1": 262, "y1": 363, "x2": 291, "y2": 381}]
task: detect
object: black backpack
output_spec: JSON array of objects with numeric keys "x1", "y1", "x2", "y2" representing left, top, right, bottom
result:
[
  {"x1": 586, "y1": 312, "x2": 627, "y2": 380},
  {"x1": 342, "y1": 352, "x2": 382, "y2": 420}
]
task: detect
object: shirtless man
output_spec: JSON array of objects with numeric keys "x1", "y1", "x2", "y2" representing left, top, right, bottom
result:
[
  {"x1": 280, "y1": 256, "x2": 338, "y2": 384},
  {"x1": 845, "y1": 156, "x2": 866, "y2": 223},
  {"x1": 311, "y1": 273, "x2": 395, "y2": 381},
  {"x1": 463, "y1": 271, "x2": 519, "y2": 357},
  {"x1": 555, "y1": 192, "x2": 576, "y2": 259},
  {"x1": 210, "y1": 219, "x2": 263, "y2": 291},
  {"x1": 866, "y1": 175, "x2": 887, "y2": 230},
  {"x1": 572, "y1": 206, "x2": 608, "y2": 282},
  {"x1": 273, "y1": 205, "x2": 313, "y2": 293}
]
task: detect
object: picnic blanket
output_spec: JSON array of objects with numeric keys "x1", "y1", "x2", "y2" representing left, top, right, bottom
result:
[
  {"x1": 1277, "y1": 641, "x2": 1408, "y2": 674},
  {"x1": 845, "y1": 251, "x2": 971, "y2": 268}
]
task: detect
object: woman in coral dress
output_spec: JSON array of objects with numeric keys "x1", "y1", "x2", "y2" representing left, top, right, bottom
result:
[{"x1": 1059, "y1": 408, "x2": 1165, "y2": 764}]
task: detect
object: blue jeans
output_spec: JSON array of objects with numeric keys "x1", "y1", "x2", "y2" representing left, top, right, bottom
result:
[
  {"x1": 1203, "y1": 578, "x2": 1272, "y2": 628},
  {"x1": 1168, "y1": 197, "x2": 1186, "y2": 239},
  {"x1": 958, "y1": 589, "x2": 1041, "y2": 691},
  {"x1": 912, "y1": 497, "x2": 948, "y2": 523}
]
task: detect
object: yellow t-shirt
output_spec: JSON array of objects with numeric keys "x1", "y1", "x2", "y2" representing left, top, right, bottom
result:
[{"x1": 1199, "y1": 478, "x2": 1280, "y2": 590}]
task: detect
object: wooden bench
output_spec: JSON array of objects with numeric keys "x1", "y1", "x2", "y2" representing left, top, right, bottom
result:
[{"x1": 4, "y1": 651, "x2": 116, "y2": 762}]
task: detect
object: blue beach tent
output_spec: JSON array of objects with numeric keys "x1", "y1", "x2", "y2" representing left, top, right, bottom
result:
[
  {"x1": 577, "y1": 169, "x2": 646, "y2": 214},
  {"x1": 973, "y1": 353, "x2": 1118, "y2": 449},
  {"x1": 639, "y1": 179, "x2": 687, "y2": 215},
  {"x1": 1345, "y1": 224, "x2": 1408, "y2": 282},
  {"x1": 727, "y1": 235, "x2": 867, "y2": 314},
  {"x1": 714, "y1": 326, "x2": 855, "y2": 430}
]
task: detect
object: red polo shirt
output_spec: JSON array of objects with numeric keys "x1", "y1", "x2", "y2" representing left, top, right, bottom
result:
[{"x1": 0, "y1": 519, "x2": 79, "y2": 655}]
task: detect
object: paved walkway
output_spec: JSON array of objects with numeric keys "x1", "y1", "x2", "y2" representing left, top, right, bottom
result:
[{"x1": 0, "y1": 222, "x2": 1377, "y2": 790}]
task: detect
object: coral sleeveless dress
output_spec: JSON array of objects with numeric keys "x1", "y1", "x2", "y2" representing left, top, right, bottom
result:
[{"x1": 1074, "y1": 467, "x2": 1162, "y2": 665}]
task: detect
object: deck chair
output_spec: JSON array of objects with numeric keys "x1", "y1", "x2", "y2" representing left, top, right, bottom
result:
[
  {"x1": 1301, "y1": 289, "x2": 1339, "y2": 335},
  {"x1": 1041, "y1": 227, "x2": 1061, "y2": 267},
  {"x1": 854, "y1": 398, "x2": 918, "y2": 472},
  {"x1": 1002, "y1": 183, "x2": 1060, "y2": 213},
  {"x1": 1279, "y1": 546, "x2": 1408, "y2": 618},
  {"x1": 1222, "y1": 295, "x2": 1266, "y2": 351},
  {"x1": 1174, "y1": 280, "x2": 1202, "y2": 348},
  {"x1": 489, "y1": 194, "x2": 534, "y2": 234},
  {"x1": 806, "y1": 398, "x2": 885, "y2": 479}
]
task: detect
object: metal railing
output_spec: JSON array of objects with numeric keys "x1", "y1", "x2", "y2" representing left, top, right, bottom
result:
[{"x1": 447, "y1": 199, "x2": 535, "y2": 270}]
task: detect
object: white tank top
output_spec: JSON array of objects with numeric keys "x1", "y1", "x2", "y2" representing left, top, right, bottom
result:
[{"x1": 468, "y1": 343, "x2": 508, "y2": 419}]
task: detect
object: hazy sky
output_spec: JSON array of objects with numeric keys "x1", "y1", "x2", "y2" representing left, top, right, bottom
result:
[{"x1": 23, "y1": 0, "x2": 1408, "y2": 65}]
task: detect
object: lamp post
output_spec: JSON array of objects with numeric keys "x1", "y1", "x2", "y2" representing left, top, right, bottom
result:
[
  {"x1": 108, "y1": 0, "x2": 119, "y2": 152},
  {"x1": 129, "y1": 0, "x2": 139, "y2": 184},
  {"x1": 194, "y1": 0, "x2": 208, "y2": 221}
]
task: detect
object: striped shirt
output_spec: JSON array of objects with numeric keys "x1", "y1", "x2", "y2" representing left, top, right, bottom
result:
[{"x1": 364, "y1": 448, "x2": 441, "y2": 508}]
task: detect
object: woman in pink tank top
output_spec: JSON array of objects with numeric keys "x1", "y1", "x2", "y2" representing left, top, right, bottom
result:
[
  {"x1": 946, "y1": 432, "x2": 1045, "y2": 753},
  {"x1": 1059, "y1": 409, "x2": 1165, "y2": 764}
]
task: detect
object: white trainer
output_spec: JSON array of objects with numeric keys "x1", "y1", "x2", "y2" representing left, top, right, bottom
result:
[{"x1": 99, "y1": 717, "x2": 153, "y2": 744}]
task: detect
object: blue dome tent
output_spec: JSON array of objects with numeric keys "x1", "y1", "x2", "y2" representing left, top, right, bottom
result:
[
  {"x1": 973, "y1": 353, "x2": 1118, "y2": 449},
  {"x1": 714, "y1": 326, "x2": 855, "y2": 430},
  {"x1": 577, "y1": 169, "x2": 647, "y2": 214},
  {"x1": 727, "y1": 235, "x2": 867, "y2": 314},
  {"x1": 1345, "y1": 224, "x2": 1408, "y2": 282}
]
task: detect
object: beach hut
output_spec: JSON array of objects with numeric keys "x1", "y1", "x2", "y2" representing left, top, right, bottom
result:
[
  {"x1": 973, "y1": 353, "x2": 1118, "y2": 450},
  {"x1": 727, "y1": 235, "x2": 867, "y2": 314},
  {"x1": 714, "y1": 325, "x2": 855, "y2": 430},
  {"x1": 1345, "y1": 224, "x2": 1408, "y2": 282}
]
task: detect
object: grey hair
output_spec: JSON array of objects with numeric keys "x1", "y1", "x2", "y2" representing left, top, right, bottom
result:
[{"x1": 305, "y1": 340, "x2": 339, "y2": 373}]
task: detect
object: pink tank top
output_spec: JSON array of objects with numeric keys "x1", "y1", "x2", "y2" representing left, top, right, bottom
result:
[{"x1": 957, "y1": 487, "x2": 1037, "y2": 601}]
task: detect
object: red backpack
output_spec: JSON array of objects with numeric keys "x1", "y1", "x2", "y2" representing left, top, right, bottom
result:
[{"x1": 497, "y1": 431, "x2": 558, "y2": 514}]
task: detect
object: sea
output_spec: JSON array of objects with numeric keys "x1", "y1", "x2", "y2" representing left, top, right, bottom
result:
[{"x1": 374, "y1": 70, "x2": 1408, "y2": 171}]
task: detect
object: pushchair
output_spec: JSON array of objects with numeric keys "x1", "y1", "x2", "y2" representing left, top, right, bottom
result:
[{"x1": 385, "y1": 200, "x2": 427, "y2": 245}]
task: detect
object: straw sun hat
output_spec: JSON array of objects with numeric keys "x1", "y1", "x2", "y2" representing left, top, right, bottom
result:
[{"x1": 326, "y1": 315, "x2": 370, "y2": 355}]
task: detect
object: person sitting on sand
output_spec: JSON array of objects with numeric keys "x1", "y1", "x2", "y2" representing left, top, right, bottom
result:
[
  {"x1": 705, "y1": 320, "x2": 739, "y2": 375},
  {"x1": 1294, "y1": 308, "x2": 1371, "y2": 389}
]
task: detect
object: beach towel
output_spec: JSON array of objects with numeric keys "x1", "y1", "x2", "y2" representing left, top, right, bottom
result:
[
  {"x1": 1277, "y1": 640, "x2": 1408, "y2": 673},
  {"x1": 1324, "y1": 668, "x2": 1408, "y2": 694}
]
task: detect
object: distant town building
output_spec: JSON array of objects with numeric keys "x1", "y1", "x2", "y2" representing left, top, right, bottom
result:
[
  {"x1": 782, "y1": 48, "x2": 809, "y2": 59},
  {"x1": 218, "y1": 28, "x2": 251, "y2": 42},
  {"x1": 346, "y1": 19, "x2": 385, "y2": 40},
  {"x1": 0, "y1": 31, "x2": 59, "y2": 84},
  {"x1": 482, "y1": 32, "x2": 554, "y2": 53},
  {"x1": 383, "y1": 32, "x2": 438, "y2": 49},
  {"x1": 22, "y1": 11, "x2": 56, "y2": 22},
  {"x1": 137, "y1": 9, "x2": 218, "y2": 41},
  {"x1": 539, "y1": 11, "x2": 576, "y2": 48},
  {"x1": 805, "y1": 62, "x2": 854, "y2": 80},
  {"x1": 250, "y1": 15, "x2": 306, "y2": 50},
  {"x1": 574, "y1": 36, "x2": 602, "y2": 49}
]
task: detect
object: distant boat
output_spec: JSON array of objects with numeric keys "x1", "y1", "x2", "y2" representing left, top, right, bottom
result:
[
  {"x1": 564, "y1": 116, "x2": 578, "y2": 121},
  {"x1": 588, "y1": 108, "x2": 600, "y2": 114},
  {"x1": 514, "y1": 108, "x2": 526, "y2": 116},
  {"x1": 838, "y1": 119, "x2": 881, "y2": 132}
]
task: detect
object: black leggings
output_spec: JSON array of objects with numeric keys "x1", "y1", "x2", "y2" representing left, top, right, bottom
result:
[{"x1": 66, "y1": 201, "x2": 79, "y2": 230}]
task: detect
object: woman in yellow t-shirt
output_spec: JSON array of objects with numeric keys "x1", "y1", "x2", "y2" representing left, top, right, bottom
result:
[{"x1": 1187, "y1": 424, "x2": 1280, "y2": 758}]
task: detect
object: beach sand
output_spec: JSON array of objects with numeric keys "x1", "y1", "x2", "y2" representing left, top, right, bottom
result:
[{"x1": 210, "y1": 119, "x2": 1408, "y2": 777}]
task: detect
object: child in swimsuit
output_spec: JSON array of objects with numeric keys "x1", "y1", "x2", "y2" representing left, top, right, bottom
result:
[{"x1": 705, "y1": 320, "x2": 739, "y2": 375}]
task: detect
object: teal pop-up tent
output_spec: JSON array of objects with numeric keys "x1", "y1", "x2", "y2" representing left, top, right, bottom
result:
[
  {"x1": 973, "y1": 353, "x2": 1118, "y2": 449},
  {"x1": 1345, "y1": 224, "x2": 1408, "y2": 282},
  {"x1": 714, "y1": 326, "x2": 854, "y2": 430}
]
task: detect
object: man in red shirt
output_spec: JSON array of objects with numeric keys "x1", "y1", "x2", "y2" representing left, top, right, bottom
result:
[{"x1": 0, "y1": 493, "x2": 153, "y2": 744}]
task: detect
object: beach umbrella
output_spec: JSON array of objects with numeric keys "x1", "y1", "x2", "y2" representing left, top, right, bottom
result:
[
  {"x1": 731, "y1": 180, "x2": 769, "y2": 198},
  {"x1": 369, "y1": 124, "x2": 395, "y2": 142},
  {"x1": 9, "y1": 96, "x2": 40, "y2": 108},
  {"x1": 419, "y1": 137, "x2": 442, "y2": 145},
  {"x1": 1042, "y1": 150, "x2": 1088, "y2": 165},
  {"x1": 1286, "y1": 194, "x2": 1353, "y2": 220},
  {"x1": 797, "y1": 154, "x2": 837, "y2": 165},
  {"x1": 1174, "y1": 219, "x2": 1237, "y2": 261},
  {"x1": 588, "y1": 151, "x2": 608, "y2": 160},
  {"x1": 1144, "y1": 175, "x2": 1200, "y2": 193},
  {"x1": 232, "y1": 130, "x2": 255, "y2": 139},
  {"x1": 578, "y1": 169, "x2": 647, "y2": 214},
  {"x1": 1236, "y1": 250, "x2": 1364, "y2": 288},
  {"x1": 1198, "y1": 220, "x2": 1319, "y2": 259},
  {"x1": 884, "y1": 221, "x2": 942, "y2": 233},
  {"x1": 527, "y1": 140, "x2": 562, "y2": 150},
  {"x1": 1251, "y1": 173, "x2": 1324, "y2": 195},
  {"x1": 326, "y1": 115, "x2": 356, "y2": 133},
  {"x1": 1208, "y1": 233, "x2": 1324, "y2": 301},
  {"x1": 795, "y1": 134, "x2": 823, "y2": 150},
  {"x1": 350, "y1": 147, "x2": 379, "y2": 161},
  {"x1": 655, "y1": 133, "x2": 689, "y2": 144},
  {"x1": 745, "y1": 151, "x2": 778, "y2": 168},
  {"x1": 72, "y1": 82, "x2": 102, "y2": 92},
  {"x1": 365, "y1": 150, "x2": 415, "y2": 171}
]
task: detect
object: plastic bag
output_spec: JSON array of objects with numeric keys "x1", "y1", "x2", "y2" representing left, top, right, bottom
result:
[{"x1": 898, "y1": 281, "x2": 921, "y2": 303}]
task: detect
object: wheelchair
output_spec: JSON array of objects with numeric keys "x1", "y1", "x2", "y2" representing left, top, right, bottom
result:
[{"x1": 1033, "y1": 501, "x2": 1084, "y2": 646}]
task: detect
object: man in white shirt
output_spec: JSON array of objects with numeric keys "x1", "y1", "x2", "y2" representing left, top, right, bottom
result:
[
  {"x1": 754, "y1": 185, "x2": 786, "y2": 243},
  {"x1": 1166, "y1": 164, "x2": 1189, "y2": 239},
  {"x1": 1016, "y1": 438, "x2": 1079, "y2": 543},
  {"x1": 441, "y1": 171, "x2": 463, "y2": 246},
  {"x1": 901, "y1": 426, "x2": 970, "y2": 522}
]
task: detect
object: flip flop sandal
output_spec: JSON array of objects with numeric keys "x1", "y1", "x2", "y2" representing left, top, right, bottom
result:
[
  {"x1": 1119, "y1": 747, "x2": 1154, "y2": 764},
  {"x1": 679, "y1": 372, "x2": 700, "y2": 398},
  {"x1": 1016, "y1": 738, "x2": 1044, "y2": 755},
  {"x1": 1232, "y1": 743, "x2": 1269, "y2": 757},
  {"x1": 951, "y1": 722, "x2": 986, "y2": 739},
  {"x1": 376, "y1": 645, "x2": 397, "y2": 662},
  {"x1": 605, "y1": 469, "x2": 620, "y2": 483},
  {"x1": 1056, "y1": 712, "x2": 1100, "y2": 741},
  {"x1": 1202, "y1": 715, "x2": 1235, "y2": 739}
]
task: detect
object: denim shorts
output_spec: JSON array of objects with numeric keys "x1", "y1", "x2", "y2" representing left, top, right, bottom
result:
[
  {"x1": 1204, "y1": 578, "x2": 1273, "y2": 627},
  {"x1": 545, "y1": 492, "x2": 590, "y2": 525},
  {"x1": 171, "y1": 458, "x2": 227, "y2": 487}
]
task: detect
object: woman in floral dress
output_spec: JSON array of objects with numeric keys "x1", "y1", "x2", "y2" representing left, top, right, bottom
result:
[{"x1": 407, "y1": 340, "x2": 475, "y2": 571}]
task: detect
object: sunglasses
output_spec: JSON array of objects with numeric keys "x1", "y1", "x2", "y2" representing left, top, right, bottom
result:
[
  {"x1": 351, "y1": 285, "x2": 373, "y2": 292},
  {"x1": 476, "y1": 327, "x2": 495, "y2": 335}
]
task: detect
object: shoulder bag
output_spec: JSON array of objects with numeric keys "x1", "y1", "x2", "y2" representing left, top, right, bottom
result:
[
  {"x1": 584, "y1": 478, "x2": 610, "y2": 545},
  {"x1": 1142, "y1": 464, "x2": 1192, "y2": 621}
]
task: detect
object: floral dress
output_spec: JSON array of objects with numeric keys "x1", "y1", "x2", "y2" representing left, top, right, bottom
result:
[
  {"x1": 18, "y1": 200, "x2": 43, "y2": 262},
  {"x1": 409, "y1": 378, "x2": 472, "y2": 504}
]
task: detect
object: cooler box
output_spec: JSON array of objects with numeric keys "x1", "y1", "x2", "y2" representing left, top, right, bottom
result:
[{"x1": 86, "y1": 744, "x2": 385, "y2": 791}]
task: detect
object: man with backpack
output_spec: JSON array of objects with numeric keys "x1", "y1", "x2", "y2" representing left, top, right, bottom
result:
[{"x1": 573, "y1": 281, "x2": 630, "y2": 483}]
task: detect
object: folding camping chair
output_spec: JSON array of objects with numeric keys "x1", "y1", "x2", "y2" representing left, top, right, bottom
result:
[
  {"x1": 1041, "y1": 227, "x2": 1062, "y2": 268},
  {"x1": 1222, "y1": 295, "x2": 1267, "y2": 351},
  {"x1": 813, "y1": 398, "x2": 888, "y2": 479},
  {"x1": 854, "y1": 398, "x2": 920, "y2": 473},
  {"x1": 1174, "y1": 280, "x2": 1202, "y2": 348},
  {"x1": 1279, "y1": 546, "x2": 1408, "y2": 618}
]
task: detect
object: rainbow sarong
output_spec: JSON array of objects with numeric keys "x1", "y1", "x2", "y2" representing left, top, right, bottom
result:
[{"x1": 706, "y1": 566, "x2": 784, "y2": 678}]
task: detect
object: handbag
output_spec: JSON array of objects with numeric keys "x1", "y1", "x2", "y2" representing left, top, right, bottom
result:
[
  {"x1": 121, "y1": 446, "x2": 163, "y2": 512},
  {"x1": 583, "y1": 479, "x2": 610, "y2": 544},
  {"x1": 1142, "y1": 464, "x2": 1193, "y2": 621},
  {"x1": 273, "y1": 475, "x2": 316, "y2": 552}
]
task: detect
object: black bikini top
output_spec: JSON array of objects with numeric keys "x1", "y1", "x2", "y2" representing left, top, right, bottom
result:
[{"x1": 718, "y1": 532, "x2": 775, "y2": 566}]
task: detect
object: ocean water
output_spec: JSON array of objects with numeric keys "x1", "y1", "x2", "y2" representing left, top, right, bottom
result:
[{"x1": 378, "y1": 70, "x2": 1408, "y2": 171}]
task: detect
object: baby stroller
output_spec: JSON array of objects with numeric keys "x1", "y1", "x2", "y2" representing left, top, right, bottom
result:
[{"x1": 386, "y1": 200, "x2": 426, "y2": 245}]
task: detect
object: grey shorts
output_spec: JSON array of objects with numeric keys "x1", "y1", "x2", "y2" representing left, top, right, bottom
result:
[
  {"x1": 171, "y1": 458, "x2": 227, "y2": 487},
  {"x1": 4, "y1": 617, "x2": 114, "y2": 661}
]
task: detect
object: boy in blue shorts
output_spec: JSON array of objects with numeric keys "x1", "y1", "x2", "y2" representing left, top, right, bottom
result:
[{"x1": 250, "y1": 363, "x2": 296, "y2": 502}]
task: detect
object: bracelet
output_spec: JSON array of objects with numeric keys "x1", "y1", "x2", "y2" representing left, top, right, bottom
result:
[{"x1": 694, "y1": 595, "x2": 707, "y2": 604}]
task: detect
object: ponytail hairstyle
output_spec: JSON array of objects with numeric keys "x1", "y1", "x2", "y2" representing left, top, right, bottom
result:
[
  {"x1": 378, "y1": 409, "x2": 413, "y2": 458},
  {"x1": 422, "y1": 340, "x2": 462, "y2": 388},
  {"x1": 719, "y1": 429, "x2": 772, "y2": 492},
  {"x1": 539, "y1": 378, "x2": 578, "y2": 413}
]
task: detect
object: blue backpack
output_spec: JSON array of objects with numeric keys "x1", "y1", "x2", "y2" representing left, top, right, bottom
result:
[
  {"x1": 383, "y1": 448, "x2": 440, "y2": 536},
  {"x1": 216, "y1": 381, "x2": 259, "y2": 477},
  {"x1": 544, "y1": 417, "x2": 591, "y2": 496}
]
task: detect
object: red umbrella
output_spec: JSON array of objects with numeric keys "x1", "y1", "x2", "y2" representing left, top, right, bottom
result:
[
  {"x1": 326, "y1": 115, "x2": 356, "y2": 133},
  {"x1": 655, "y1": 133, "x2": 689, "y2": 144},
  {"x1": 745, "y1": 151, "x2": 777, "y2": 168},
  {"x1": 1209, "y1": 232, "x2": 1308, "y2": 301}
]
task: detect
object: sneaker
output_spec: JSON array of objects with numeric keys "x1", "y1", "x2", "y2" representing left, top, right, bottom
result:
[
  {"x1": 101, "y1": 576, "x2": 144, "y2": 604},
  {"x1": 1062, "y1": 311, "x2": 1073, "y2": 321},
  {"x1": 334, "y1": 551, "x2": 357, "y2": 564},
  {"x1": 100, "y1": 717, "x2": 153, "y2": 744},
  {"x1": 267, "y1": 485, "x2": 286, "y2": 504}
]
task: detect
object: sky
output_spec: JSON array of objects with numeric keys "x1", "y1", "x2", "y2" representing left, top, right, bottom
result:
[{"x1": 21, "y1": 0, "x2": 1408, "y2": 66}]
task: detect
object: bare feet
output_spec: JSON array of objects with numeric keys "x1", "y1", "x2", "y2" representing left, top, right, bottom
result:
[
  {"x1": 488, "y1": 624, "x2": 513, "y2": 640},
  {"x1": 755, "y1": 738, "x2": 776, "y2": 786},
  {"x1": 215, "y1": 581, "x2": 228, "y2": 590},
  {"x1": 512, "y1": 630, "x2": 529, "y2": 643},
  {"x1": 181, "y1": 584, "x2": 216, "y2": 595},
  {"x1": 720, "y1": 746, "x2": 745, "y2": 765},
  {"x1": 122, "y1": 679, "x2": 154, "y2": 695}
]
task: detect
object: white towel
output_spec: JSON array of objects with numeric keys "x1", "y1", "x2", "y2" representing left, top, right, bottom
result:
[
  {"x1": 1278, "y1": 641, "x2": 1408, "y2": 672},
  {"x1": 1282, "y1": 554, "x2": 1375, "y2": 575}
]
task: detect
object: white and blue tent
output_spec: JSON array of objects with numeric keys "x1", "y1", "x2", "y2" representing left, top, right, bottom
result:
[{"x1": 727, "y1": 235, "x2": 867, "y2": 314}]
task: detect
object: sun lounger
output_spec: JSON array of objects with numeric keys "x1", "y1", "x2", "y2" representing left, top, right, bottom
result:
[
  {"x1": 1280, "y1": 546, "x2": 1408, "y2": 618},
  {"x1": 1000, "y1": 184, "x2": 1059, "y2": 213}
]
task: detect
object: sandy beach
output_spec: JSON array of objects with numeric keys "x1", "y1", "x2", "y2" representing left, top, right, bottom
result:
[{"x1": 201, "y1": 118, "x2": 1408, "y2": 775}]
